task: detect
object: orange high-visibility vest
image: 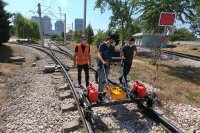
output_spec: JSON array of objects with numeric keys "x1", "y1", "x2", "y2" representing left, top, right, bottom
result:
[{"x1": 76, "y1": 44, "x2": 90, "y2": 65}]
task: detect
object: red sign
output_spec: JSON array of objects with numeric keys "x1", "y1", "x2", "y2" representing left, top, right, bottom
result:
[{"x1": 159, "y1": 12, "x2": 176, "y2": 26}]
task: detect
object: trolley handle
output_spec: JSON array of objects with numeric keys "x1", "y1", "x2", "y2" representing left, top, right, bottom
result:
[{"x1": 111, "y1": 57, "x2": 125, "y2": 60}]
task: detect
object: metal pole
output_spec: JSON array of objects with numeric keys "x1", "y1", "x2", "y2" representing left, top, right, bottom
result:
[
  {"x1": 72, "y1": 22, "x2": 73, "y2": 41},
  {"x1": 64, "y1": 14, "x2": 66, "y2": 46},
  {"x1": 37, "y1": 3, "x2": 44, "y2": 46},
  {"x1": 83, "y1": 0, "x2": 87, "y2": 34}
]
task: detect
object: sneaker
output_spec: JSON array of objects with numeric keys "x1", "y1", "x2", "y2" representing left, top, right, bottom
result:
[
  {"x1": 98, "y1": 92, "x2": 106, "y2": 102},
  {"x1": 118, "y1": 77, "x2": 122, "y2": 84}
]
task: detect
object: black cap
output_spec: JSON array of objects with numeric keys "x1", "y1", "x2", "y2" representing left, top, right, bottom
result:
[{"x1": 129, "y1": 37, "x2": 135, "y2": 42}]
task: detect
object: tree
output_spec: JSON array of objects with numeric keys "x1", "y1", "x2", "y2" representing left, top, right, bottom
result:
[
  {"x1": 29, "y1": 20, "x2": 40, "y2": 41},
  {"x1": 15, "y1": 13, "x2": 40, "y2": 41},
  {"x1": 95, "y1": 0, "x2": 136, "y2": 46},
  {"x1": 190, "y1": 1, "x2": 200, "y2": 36},
  {"x1": 170, "y1": 28, "x2": 196, "y2": 42},
  {"x1": 85, "y1": 24, "x2": 94, "y2": 44},
  {"x1": 135, "y1": 0, "x2": 196, "y2": 33},
  {"x1": 93, "y1": 30, "x2": 106, "y2": 46},
  {"x1": 72, "y1": 31, "x2": 82, "y2": 43},
  {"x1": 0, "y1": 0, "x2": 11, "y2": 46}
]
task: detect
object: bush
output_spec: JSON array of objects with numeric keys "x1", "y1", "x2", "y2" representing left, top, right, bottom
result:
[
  {"x1": 33, "y1": 53, "x2": 40, "y2": 61},
  {"x1": 149, "y1": 58, "x2": 156, "y2": 66},
  {"x1": 190, "y1": 47, "x2": 199, "y2": 50}
]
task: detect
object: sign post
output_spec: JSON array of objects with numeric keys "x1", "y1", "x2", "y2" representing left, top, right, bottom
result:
[{"x1": 152, "y1": 12, "x2": 176, "y2": 98}]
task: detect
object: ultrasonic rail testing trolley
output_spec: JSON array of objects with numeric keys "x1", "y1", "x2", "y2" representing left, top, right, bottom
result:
[{"x1": 79, "y1": 57, "x2": 156, "y2": 121}]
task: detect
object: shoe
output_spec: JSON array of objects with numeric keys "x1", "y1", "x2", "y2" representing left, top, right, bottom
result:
[
  {"x1": 98, "y1": 92, "x2": 106, "y2": 102},
  {"x1": 118, "y1": 77, "x2": 122, "y2": 84}
]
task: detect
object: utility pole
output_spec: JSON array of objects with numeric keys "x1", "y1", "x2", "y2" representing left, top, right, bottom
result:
[
  {"x1": 72, "y1": 23, "x2": 73, "y2": 31},
  {"x1": 59, "y1": 7, "x2": 61, "y2": 21},
  {"x1": 37, "y1": 3, "x2": 44, "y2": 46},
  {"x1": 83, "y1": 0, "x2": 87, "y2": 34},
  {"x1": 72, "y1": 23, "x2": 73, "y2": 41},
  {"x1": 64, "y1": 14, "x2": 66, "y2": 46}
]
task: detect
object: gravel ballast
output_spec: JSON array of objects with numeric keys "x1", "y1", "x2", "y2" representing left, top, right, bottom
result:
[
  {"x1": 0, "y1": 44, "x2": 200, "y2": 133},
  {"x1": 0, "y1": 45, "x2": 62, "y2": 133}
]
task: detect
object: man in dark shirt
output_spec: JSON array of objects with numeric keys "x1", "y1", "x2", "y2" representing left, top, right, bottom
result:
[
  {"x1": 119, "y1": 37, "x2": 138, "y2": 84},
  {"x1": 97, "y1": 35, "x2": 115, "y2": 94}
]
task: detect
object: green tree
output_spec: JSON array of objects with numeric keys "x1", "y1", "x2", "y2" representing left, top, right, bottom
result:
[
  {"x1": 136, "y1": 0, "x2": 196, "y2": 33},
  {"x1": 0, "y1": 0, "x2": 11, "y2": 46},
  {"x1": 95, "y1": 0, "x2": 136, "y2": 46},
  {"x1": 72, "y1": 31, "x2": 82, "y2": 43},
  {"x1": 29, "y1": 20, "x2": 40, "y2": 41},
  {"x1": 15, "y1": 13, "x2": 40, "y2": 41},
  {"x1": 190, "y1": 1, "x2": 200, "y2": 36},
  {"x1": 15, "y1": 13, "x2": 25, "y2": 38},
  {"x1": 93, "y1": 30, "x2": 106, "y2": 46},
  {"x1": 85, "y1": 24, "x2": 94, "y2": 44},
  {"x1": 170, "y1": 28, "x2": 195, "y2": 42}
]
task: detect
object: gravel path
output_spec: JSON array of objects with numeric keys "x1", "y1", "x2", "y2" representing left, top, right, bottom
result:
[{"x1": 0, "y1": 44, "x2": 62, "y2": 133}]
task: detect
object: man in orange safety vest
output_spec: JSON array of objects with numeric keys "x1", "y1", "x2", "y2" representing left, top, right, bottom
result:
[{"x1": 74, "y1": 35, "x2": 91, "y2": 87}]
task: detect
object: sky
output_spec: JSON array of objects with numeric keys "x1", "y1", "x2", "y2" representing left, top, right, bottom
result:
[
  {"x1": 4, "y1": 0, "x2": 112, "y2": 32},
  {"x1": 4, "y1": 0, "x2": 189, "y2": 33}
]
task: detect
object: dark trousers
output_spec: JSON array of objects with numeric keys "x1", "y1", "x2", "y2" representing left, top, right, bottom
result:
[
  {"x1": 119, "y1": 62, "x2": 132, "y2": 83},
  {"x1": 78, "y1": 64, "x2": 89, "y2": 86}
]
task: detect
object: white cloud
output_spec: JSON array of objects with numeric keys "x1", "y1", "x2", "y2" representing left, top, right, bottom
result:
[{"x1": 59, "y1": 0, "x2": 68, "y2": 8}]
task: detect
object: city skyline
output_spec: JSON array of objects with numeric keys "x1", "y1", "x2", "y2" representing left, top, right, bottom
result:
[
  {"x1": 31, "y1": 15, "x2": 84, "y2": 35},
  {"x1": 5, "y1": 0, "x2": 112, "y2": 33}
]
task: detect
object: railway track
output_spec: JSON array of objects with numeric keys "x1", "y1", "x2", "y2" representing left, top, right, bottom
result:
[
  {"x1": 138, "y1": 46, "x2": 200, "y2": 61},
  {"x1": 162, "y1": 50, "x2": 200, "y2": 61},
  {"x1": 49, "y1": 42, "x2": 183, "y2": 133},
  {"x1": 26, "y1": 43, "x2": 94, "y2": 133}
]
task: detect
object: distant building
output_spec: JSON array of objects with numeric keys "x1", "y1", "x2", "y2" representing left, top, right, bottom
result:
[
  {"x1": 133, "y1": 32, "x2": 168, "y2": 48},
  {"x1": 55, "y1": 20, "x2": 64, "y2": 35},
  {"x1": 75, "y1": 19, "x2": 83, "y2": 32},
  {"x1": 31, "y1": 16, "x2": 39, "y2": 24},
  {"x1": 31, "y1": 16, "x2": 52, "y2": 36},
  {"x1": 43, "y1": 16, "x2": 52, "y2": 36}
]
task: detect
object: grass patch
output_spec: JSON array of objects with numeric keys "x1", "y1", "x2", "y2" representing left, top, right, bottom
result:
[
  {"x1": 174, "y1": 91, "x2": 182, "y2": 96},
  {"x1": 33, "y1": 53, "x2": 41, "y2": 61},
  {"x1": 149, "y1": 58, "x2": 156, "y2": 66},
  {"x1": 186, "y1": 95, "x2": 195, "y2": 102},
  {"x1": 0, "y1": 89, "x2": 10, "y2": 105}
]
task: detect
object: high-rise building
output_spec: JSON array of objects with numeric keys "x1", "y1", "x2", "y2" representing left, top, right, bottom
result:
[
  {"x1": 31, "y1": 16, "x2": 40, "y2": 24},
  {"x1": 31, "y1": 16, "x2": 52, "y2": 36},
  {"x1": 55, "y1": 20, "x2": 64, "y2": 35},
  {"x1": 43, "y1": 16, "x2": 52, "y2": 36},
  {"x1": 75, "y1": 19, "x2": 83, "y2": 32}
]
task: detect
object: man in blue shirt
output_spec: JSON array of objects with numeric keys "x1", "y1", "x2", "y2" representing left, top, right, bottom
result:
[{"x1": 97, "y1": 35, "x2": 115, "y2": 95}]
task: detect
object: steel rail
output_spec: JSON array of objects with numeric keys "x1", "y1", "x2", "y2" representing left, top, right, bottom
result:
[
  {"x1": 27, "y1": 44, "x2": 94, "y2": 133},
  {"x1": 162, "y1": 50, "x2": 200, "y2": 61}
]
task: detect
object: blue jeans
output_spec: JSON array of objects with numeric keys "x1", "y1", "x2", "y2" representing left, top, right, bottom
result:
[{"x1": 98, "y1": 65, "x2": 110, "y2": 92}]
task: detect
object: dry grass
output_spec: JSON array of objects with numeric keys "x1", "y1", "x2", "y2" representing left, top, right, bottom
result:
[
  {"x1": 0, "y1": 44, "x2": 25, "y2": 105},
  {"x1": 0, "y1": 89, "x2": 10, "y2": 105},
  {"x1": 129, "y1": 56, "x2": 200, "y2": 106}
]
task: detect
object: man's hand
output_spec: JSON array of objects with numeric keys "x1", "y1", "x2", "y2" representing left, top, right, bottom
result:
[{"x1": 103, "y1": 60, "x2": 108, "y2": 66}]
